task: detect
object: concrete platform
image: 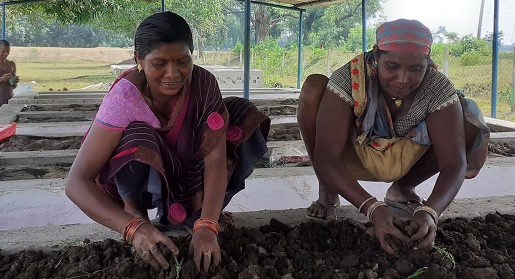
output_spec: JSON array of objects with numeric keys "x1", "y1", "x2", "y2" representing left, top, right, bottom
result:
[
  {"x1": 1, "y1": 156, "x2": 514, "y2": 232},
  {"x1": 2, "y1": 89, "x2": 515, "y2": 257}
]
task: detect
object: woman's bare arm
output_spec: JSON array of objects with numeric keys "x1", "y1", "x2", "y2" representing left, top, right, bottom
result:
[
  {"x1": 65, "y1": 124, "x2": 133, "y2": 234},
  {"x1": 201, "y1": 133, "x2": 228, "y2": 221},
  {"x1": 424, "y1": 102, "x2": 467, "y2": 215}
]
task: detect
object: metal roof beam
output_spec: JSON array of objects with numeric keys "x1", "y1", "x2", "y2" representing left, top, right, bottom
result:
[
  {"x1": 236, "y1": 0, "x2": 305, "y2": 11},
  {"x1": 1, "y1": 0, "x2": 48, "y2": 6}
]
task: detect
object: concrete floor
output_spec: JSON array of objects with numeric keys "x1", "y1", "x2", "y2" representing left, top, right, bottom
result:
[{"x1": 1, "y1": 156, "x2": 514, "y2": 231}]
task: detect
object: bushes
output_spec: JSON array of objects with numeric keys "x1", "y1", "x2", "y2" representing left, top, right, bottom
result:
[
  {"x1": 251, "y1": 39, "x2": 285, "y2": 75},
  {"x1": 460, "y1": 51, "x2": 489, "y2": 66},
  {"x1": 462, "y1": 83, "x2": 492, "y2": 98},
  {"x1": 449, "y1": 35, "x2": 490, "y2": 57}
]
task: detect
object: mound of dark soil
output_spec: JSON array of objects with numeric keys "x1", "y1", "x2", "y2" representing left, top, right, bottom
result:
[
  {"x1": 252, "y1": 99, "x2": 298, "y2": 107},
  {"x1": 0, "y1": 136, "x2": 83, "y2": 152},
  {"x1": 258, "y1": 105, "x2": 297, "y2": 116},
  {"x1": 16, "y1": 116, "x2": 94, "y2": 123},
  {"x1": 1, "y1": 213, "x2": 514, "y2": 279},
  {"x1": 489, "y1": 142, "x2": 515, "y2": 157},
  {"x1": 268, "y1": 123, "x2": 301, "y2": 141},
  {"x1": 20, "y1": 104, "x2": 100, "y2": 112},
  {"x1": 0, "y1": 164, "x2": 70, "y2": 181}
]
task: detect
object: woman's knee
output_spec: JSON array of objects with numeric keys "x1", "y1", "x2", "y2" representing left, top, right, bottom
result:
[
  {"x1": 300, "y1": 74, "x2": 329, "y2": 104},
  {"x1": 464, "y1": 121, "x2": 479, "y2": 150}
]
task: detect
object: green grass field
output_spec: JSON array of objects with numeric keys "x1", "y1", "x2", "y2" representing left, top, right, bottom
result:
[
  {"x1": 13, "y1": 47, "x2": 515, "y2": 121},
  {"x1": 17, "y1": 62, "x2": 116, "y2": 91}
]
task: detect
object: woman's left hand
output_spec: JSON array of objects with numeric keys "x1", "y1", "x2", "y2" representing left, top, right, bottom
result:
[
  {"x1": 408, "y1": 211, "x2": 437, "y2": 250},
  {"x1": 189, "y1": 228, "x2": 221, "y2": 272}
]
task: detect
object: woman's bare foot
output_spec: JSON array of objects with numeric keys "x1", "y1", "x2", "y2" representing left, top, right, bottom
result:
[
  {"x1": 385, "y1": 182, "x2": 422, "y2": 203},
  {"x1": 384, "y1": 182, "x2": 424, "y2": 218},
  {"x1": 122, "y1": 198, "x2": 150, "y2": 222},
  {"x1": 307, "y1": 185, "x2": 340, "y2": 220}
]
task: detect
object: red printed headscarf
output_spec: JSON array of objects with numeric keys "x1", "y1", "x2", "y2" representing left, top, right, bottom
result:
[{"x1": 376, "y1": 19, "x2": 433, "y2": 55}]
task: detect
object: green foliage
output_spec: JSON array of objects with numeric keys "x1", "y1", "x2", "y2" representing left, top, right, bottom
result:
[
  {"x1": 434, "y1": 247, "x2": 456, "y2": 269},
  {"x1": 6, "y1": 16, "x2": 131, "y2": 47},
  {"x1": 483, "y1": 30, "x2": 505, "y2": 46},
  {"x1": 449, "y1": 35, "x2": 490, "y2": 57},
  {"x1": 279, "y1": 0, "x2": 383, "y2": 48},
  {"x1": 251, "y1": 39, "x2": 284, "y2": 75},
  {"x1": 343, "y1": 26, "x2": 376, "y2": 52},
  {"x1": 407, "y1": 267, "x2": 428, "y2": 278},
  {"x1": 498, "y1": 84, "x2": 515, "y2": 106},
  {"x1": 462, "y1": 83, "x2": 493, "y2": 98},
  {"x1": 315, "y1": 0, "x2": 382, "y2": 48},
  {"x1": 6, "y1": 0, "x2": 383, "y2": 52},
  {"x1": 173, "y1": 256, "x2": 183, "y2": 279},
  {"x1": 430, "y1": 43, "x2": 445, "y2": 56},
  {"x1": 9, "y1": 0, "x2": 121, "y2": 24},
  {"x1": 232, "y1": 42, "x2": 244, "y2": 55},
  {"x1": 460, "y1": 51, "x2": 488, "y2": 66},
  {"x1": 263, "y1": 74, "x2": 288, "y2": 88}
]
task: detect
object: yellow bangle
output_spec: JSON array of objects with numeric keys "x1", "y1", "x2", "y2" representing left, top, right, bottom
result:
[
  {"x1": 358, "y1": 196, "x2": 376, "y2": 214},
  {"x1": 413, "y1": 205, "x2": 439, "y2": 225},
  {"x1": 366, "y1": 201, "x2": 387, "y2": 222}
]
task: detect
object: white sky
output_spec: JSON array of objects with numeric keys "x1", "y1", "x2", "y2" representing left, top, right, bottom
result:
[{"x1": 381, "y1": 0, "x2": 515, "y2": 44}]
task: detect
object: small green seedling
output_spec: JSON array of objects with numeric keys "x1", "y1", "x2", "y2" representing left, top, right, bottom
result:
[
  {"x1": 407, "y1": 267, "x2": 429, "y2": 279},
  {"x1": 435, "y1": 246, "x2": 456, "y2": 269},
  {"x1": 174, "y1": 256, "x2": 184, "y2": 278}
]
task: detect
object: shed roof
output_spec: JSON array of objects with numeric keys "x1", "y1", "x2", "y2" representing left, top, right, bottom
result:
[
  {"x1": 269, "y1": 0, "x2": 350, "y2": 8},
  {"x1": 2, "y1": 0, "x2": 349, "y2": 8}
]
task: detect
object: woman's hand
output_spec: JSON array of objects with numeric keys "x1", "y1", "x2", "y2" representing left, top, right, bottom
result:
[
  {"x1": 189, "y1": 228, "x2": 221, "y2": 272},
  {"x1": 408, "y1": 211, "x2": 437, "y2": 250},
  {"x1": 371, "y1": 206, "x2": 412, "y2": 255},
  {"x1": 1, "y1": 73, "x2": 12, "y2": 82},
  {"x1": 131, "y1": 223, "x2": 180, "y2": 269}
]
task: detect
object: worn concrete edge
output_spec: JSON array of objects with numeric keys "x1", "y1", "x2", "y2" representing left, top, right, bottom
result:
[
  {"x1": 17, "y1": 111, "x2": 97, "y2": 118},
  {"x1": 0, "y1": 141, "x2": 303, "y2": 166},
  {"x1": 0, "y1": 149, "x2": 78, "y2": 166},
  {"x1": 485, "y1": 116, "x2": 515, "y2": 131},
  {"x1": 490, "y1": 132, "x2": 515, "y2": 142},
  {"x1": 0, "y1": 195, "x2": 514, "y2": 255},
  {"x1": 0, "y1": 104, "x2": 24, "y2": 124},
  {"x1": 2, "y1": 156, "x2": 515, "y2": 191}
]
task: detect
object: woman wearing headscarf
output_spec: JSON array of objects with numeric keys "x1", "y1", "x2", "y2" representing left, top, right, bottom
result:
[
  {"x1": 298, "y1": 19, "x2": 489, "y2": 254},
  {"x1": 66, "y1": 12, "x2": 270, "y2": 271}
]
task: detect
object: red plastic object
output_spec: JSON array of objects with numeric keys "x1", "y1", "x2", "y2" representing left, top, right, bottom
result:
[{"x1": 0, "y1": 122, "x2": 16, "y2": 142}]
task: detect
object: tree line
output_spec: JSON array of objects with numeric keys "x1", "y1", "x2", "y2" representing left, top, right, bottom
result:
[{"x1": 3, "y1": 0, "x2": 382, "y2": 54}]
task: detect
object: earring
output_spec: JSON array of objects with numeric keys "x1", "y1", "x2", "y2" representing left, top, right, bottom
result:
[
  {"x1": 137, "y1": 63, "x2": 143, "y2": 73},
  {"x1": 370, "y1": 61, "x2": 378, "y2": 76}
]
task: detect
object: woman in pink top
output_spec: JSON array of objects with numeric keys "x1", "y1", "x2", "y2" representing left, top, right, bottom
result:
[{"x1": 66, "y1": 12, "x2": 269, "y2": 272}]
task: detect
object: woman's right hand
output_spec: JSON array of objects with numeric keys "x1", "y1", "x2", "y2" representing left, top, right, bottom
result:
[
  {"x1": 131, "y1": 223, "x2": 180, "y2": 269},
  {"x1": 370, "y1": 206, "x2": 411, "y2": 255},
  {"x1": 1, "y1": 73, "x2": 12, "y2": 82},
  {"x1": 189, "y1": 228, "x2": 221, "y2": 272}
]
